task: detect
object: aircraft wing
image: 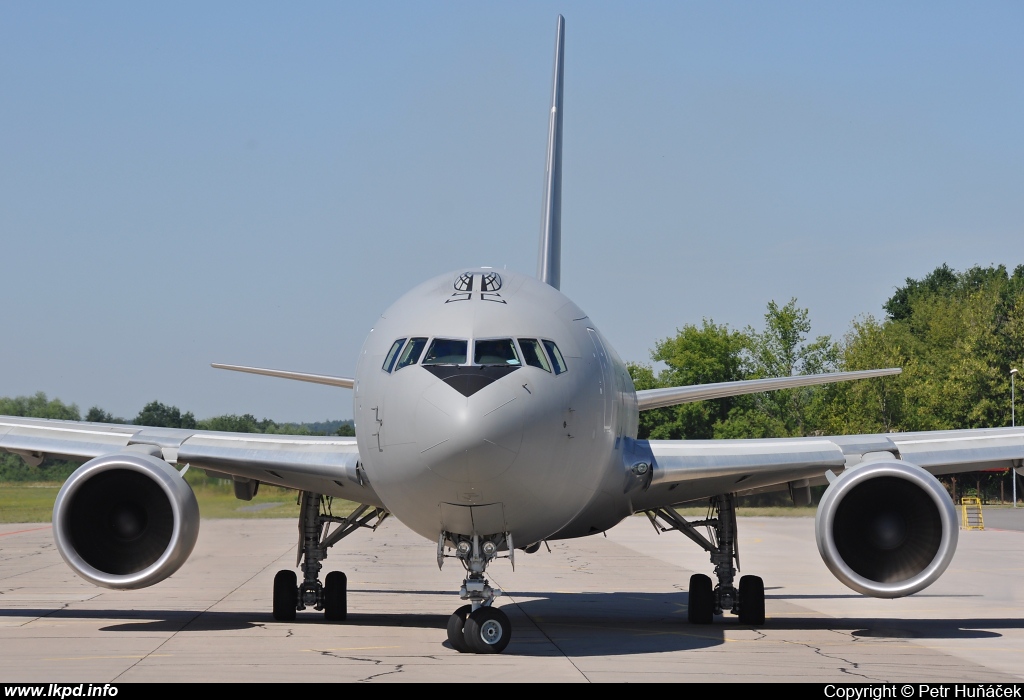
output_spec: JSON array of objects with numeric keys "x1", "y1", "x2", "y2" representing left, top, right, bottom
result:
[
  {"x1": 0, "y1": 415, "x2": 383, "y2": 507},
  {"x1": 629, "y1": 426, "x2": 1024, "y2": 510},
  {"x1": 635, "y1": 367, "x2": 901, "y2": 411}
]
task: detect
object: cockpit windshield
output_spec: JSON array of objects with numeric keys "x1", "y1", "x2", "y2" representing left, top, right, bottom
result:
[
  {"x1": 474, "y1": 339, "x2": 520, "y2": 366},
  {"x1": 422, "y1": 338, "x2": 468, "y2": 365},
  {"x1": 382, "y1": 338, "x2": 406, "y2": 373},
  {"x1": 386, "y1": 335, "x2": 565, "y2": 373},
  {"x1": 518, "y1": 339, "x2": 550, "y2": 371},
  {"x1": 395, "y1": 337, "x2": 428, "y2": 370},
  {"x1": 543, "y1": 340, "x2": 568, "y2": 375}
]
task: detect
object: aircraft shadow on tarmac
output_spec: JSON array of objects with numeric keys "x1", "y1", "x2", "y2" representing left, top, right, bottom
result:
[{"x1": 1, "y1": 589, "x2": 1017, "y2": 654}]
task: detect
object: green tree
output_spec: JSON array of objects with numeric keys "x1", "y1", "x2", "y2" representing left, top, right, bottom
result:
[
  {"x1": 134, "y1": 401, "x2": 197, "y2": 429},
  {"x1": 834, "y1": 264, "x2": 1024, "y2": 501},
  {"x1": 634, "y1": 300, "x2": 839, "y2": 440},
  {"x1": 718, "y1": 299, "x2": 839, "y2": 438},
  {"x1": 0, "y1": 392, "x2": 79, "y2": 420},
  {"x1": 835, "y1": 264, "x2": 1024, "y2": 433},
  {"x1": 628, "y1": 319, "x2": 748, "y2": 440},
  {"x1": 816, "y1": 315, "x2": 908, "y2": 435},
  {"x1": 85, "y1": 406, "x2": 125, "y2": 423},
  {"x1": 0, "y1": 393, "x2": 81, "y2": 481}
]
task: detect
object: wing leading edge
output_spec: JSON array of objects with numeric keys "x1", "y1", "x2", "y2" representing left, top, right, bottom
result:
[
  {"x1": 636, "y1": 367, "x2": 901, "y2": 411},
  {"x1": 0, "y1": 416, "x2": 383, "y2": 507},
  {"x1": 630, "y1": 427, "x2": 1024, "y2": 511},
  {"x1": 211, "y1": 363, "x2": 355, "y2": 389}
]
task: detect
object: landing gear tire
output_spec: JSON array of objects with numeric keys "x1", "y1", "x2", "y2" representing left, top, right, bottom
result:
[
  {"x1": 273, "y1": 569, "x2": 297, "y2": 621},
  {"x1": 324, "y1": 571, "x2": 347, "y2": 622},
  {"x1": 464, "y1": 606, "x2": 511, "y2": 654},
  {"x1": 737, "y1": 574, "x2": 765, "y2": 625},
  {"x1": 446, "y1": 604, "x2": 472, "y2": 653},
  {"x1": 688, "y1": 573, "x2": 714, "y2": 624}
]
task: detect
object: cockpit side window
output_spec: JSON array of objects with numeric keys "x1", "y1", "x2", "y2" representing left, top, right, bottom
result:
[
  {"x1": 382, "y1": 338, "x2": 407, "y2": 373},
  {"x1": 474, "y1": 338, "x2": 520, "y2": 366},
  {"x1": 422, "y1": 338, "x2": 468, "y2": 365},
  {"x1": 543, "y1": 340, "x2": 568, "y2": 375},
  {"x1": 517, "y1": 339, "x2": 550, "y2": 372},
  {"x1": 395, "y1": 337, "x2": 428, "y2": 370}
]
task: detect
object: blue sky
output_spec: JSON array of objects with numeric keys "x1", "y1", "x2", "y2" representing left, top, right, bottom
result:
[{"x1": 2, "y1": 1, "x2": 1022, "y2": 422}]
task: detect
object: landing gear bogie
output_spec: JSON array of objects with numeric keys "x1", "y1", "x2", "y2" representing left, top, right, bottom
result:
[
  {"x1": 649, "y1": 494, "x2": 767, "y2": 627},
  {"x1": 270, "y1": 491, "x2": 386, "y2": 623}
]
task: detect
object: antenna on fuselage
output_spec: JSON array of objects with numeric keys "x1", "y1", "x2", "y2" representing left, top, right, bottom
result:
[{"x1": 537, "y1": 15, "x2": 564, "y2": 290}]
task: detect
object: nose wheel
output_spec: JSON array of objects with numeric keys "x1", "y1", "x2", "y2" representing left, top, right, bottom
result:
[
  {"x1": 447, "y1": 605, "x2": 512, "y2": 654},
  {"x1": 441, "y1": 531, "x2": 515, "y2": 653},
  {"x1": 463, "y1": 607, "x2": 511, "y2": 653},
  {"x1": 446, "y1": 605, "x2": 473, "y2": 653}
]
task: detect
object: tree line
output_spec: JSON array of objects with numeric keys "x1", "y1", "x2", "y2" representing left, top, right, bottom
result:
[{"x1": 629, "y1": 263, "x2": 1024, "y2": 504}]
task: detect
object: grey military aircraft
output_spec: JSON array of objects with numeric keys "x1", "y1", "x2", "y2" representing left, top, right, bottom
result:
[{"x1": 2, "y1": 16, "x2": 1023, "y2": 655}]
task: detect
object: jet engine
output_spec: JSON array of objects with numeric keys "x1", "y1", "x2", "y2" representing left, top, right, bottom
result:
[
  {"x1": 815, "y1": 459, "x2": 958, "y2": 598},
  {"x1": 52, "y1": 452, "x2": 200, "y2": 589}
]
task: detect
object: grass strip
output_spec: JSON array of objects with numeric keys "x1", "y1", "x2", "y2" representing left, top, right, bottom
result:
[{"x1": 0, "y1": 481, "x2": 363, "y2": 523}]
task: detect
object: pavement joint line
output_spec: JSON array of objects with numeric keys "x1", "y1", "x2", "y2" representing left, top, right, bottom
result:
[
  {"x1": 44, "y1": 654, "x2": 174, "y2": 661},
  {"x1": 500, "y1": 589, "x2": 592, "y2": 682},
  {"x1": 0, "y1": 526, "x2": 52, "y2": 538},
  {"x1": 1, "y1": 562, "x2": 80, "y2": 585},
  {"x1": 111, "y1": 539, "x2": 295, "y2": 682}
]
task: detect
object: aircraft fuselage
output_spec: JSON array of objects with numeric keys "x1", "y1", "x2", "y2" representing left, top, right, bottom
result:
[{"x1": 354, "y1": 268, "x2": 639, "y2": 547}]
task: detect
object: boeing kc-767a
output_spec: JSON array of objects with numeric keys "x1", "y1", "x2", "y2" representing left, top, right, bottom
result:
[{"x1": 2, "y1": 16, "x2": 1022, "y2": 654}]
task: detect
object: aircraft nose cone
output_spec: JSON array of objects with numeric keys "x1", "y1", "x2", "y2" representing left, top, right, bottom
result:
[{"x1": 416, "y1": 377, "x2": 524, "y2": 483}]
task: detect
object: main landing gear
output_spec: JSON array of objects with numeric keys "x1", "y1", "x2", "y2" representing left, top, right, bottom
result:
[
  {"x1": 272, "y1": 491, "x2": 388, "y2": 622},
  {"x1": 439, "y1": 532, "x2": 513, "y2": 654},
  {"x1": 646, "y1": 493, "x2": 766, "y2": 626}
]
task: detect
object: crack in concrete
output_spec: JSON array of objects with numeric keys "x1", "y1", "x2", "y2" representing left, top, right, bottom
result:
[
  {"x1": 785, "y1": 632, "x2": 885, "y2": 682},
  {"x1": 311, "y1": 651, "x2": 408, "y2": 680},
  {"x1": 317, "y1": 653, "x2": 381, "y2": 663},
  {"x1": 358, "y1": 665, "x2": 404, "y2": 682}
]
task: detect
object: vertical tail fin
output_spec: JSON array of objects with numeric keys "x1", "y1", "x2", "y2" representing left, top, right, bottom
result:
[{"x1": 537, "y1": 15, "x2": 565, "y2": 290}]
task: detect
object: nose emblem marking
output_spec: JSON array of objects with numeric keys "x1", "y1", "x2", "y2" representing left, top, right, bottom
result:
[{"x1": 445, "y1": 272, "x2": 507, "y2": 304}]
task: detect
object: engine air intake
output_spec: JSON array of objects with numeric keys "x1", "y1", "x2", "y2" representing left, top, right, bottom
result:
[
  {"x1": 53, "y1": 452, "x2": 200, "y2": 590},
  {"x1": 815, "y1": 459, "x2": 957, "y2": 598}
]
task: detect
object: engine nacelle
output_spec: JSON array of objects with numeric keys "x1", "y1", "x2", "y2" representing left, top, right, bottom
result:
[
  {"x1": 815, "y1": 459, "x2": 957, "y2": 598},
  {"x1": 53, "y1": 452, "x2": 200, "y2": 589}
]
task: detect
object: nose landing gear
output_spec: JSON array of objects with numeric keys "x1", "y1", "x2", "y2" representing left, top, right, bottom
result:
[{"x1": 440, "y1": 532, "x2": 514, "y2": 653}]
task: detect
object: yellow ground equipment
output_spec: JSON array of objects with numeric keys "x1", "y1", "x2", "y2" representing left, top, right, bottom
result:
[{"x1": 960, "y1": 497, "x2": 984, "y2": 530}]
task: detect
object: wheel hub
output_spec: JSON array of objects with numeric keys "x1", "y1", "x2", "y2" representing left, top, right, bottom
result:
[{"x1": 479, "y1": 619, "x2": 503, "y2": 645}]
